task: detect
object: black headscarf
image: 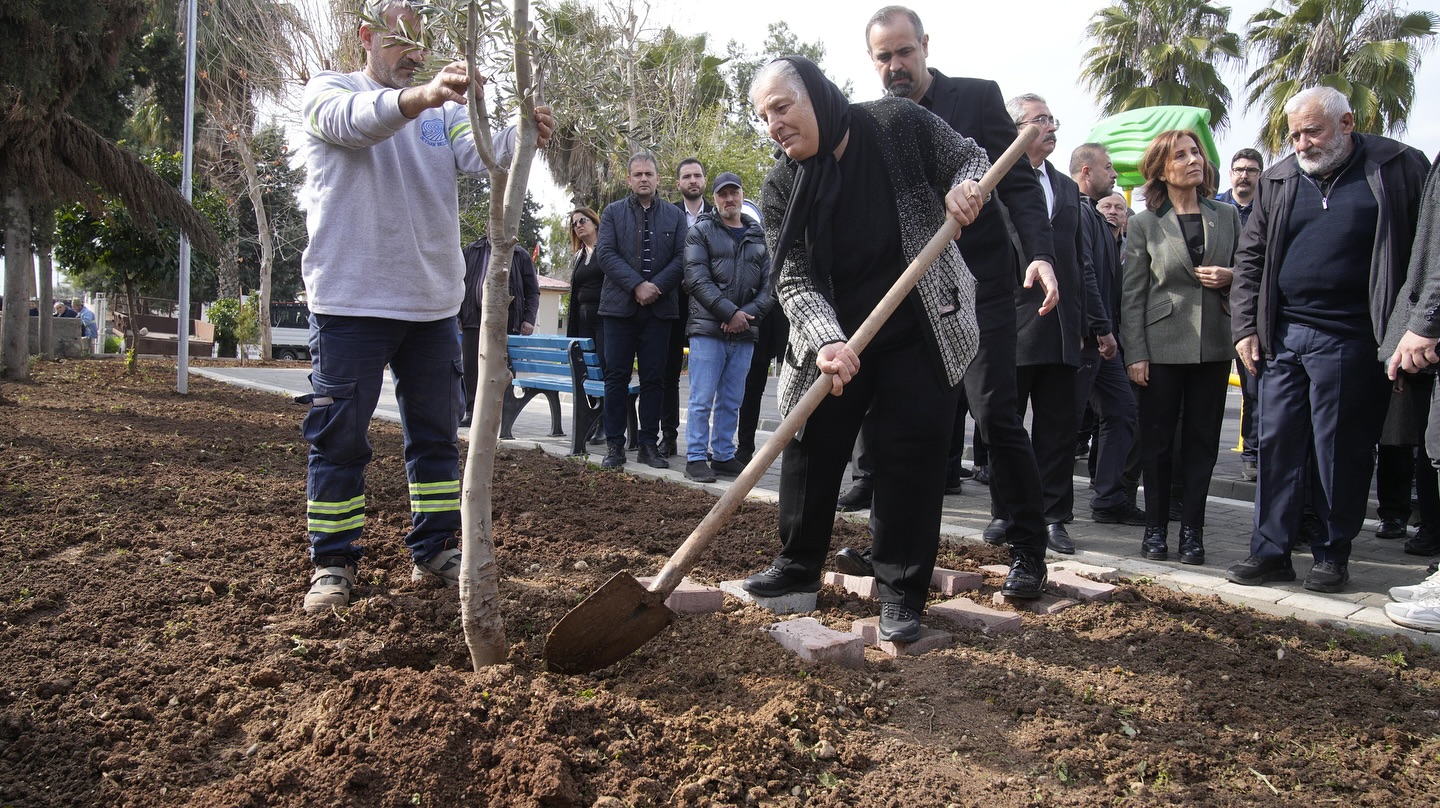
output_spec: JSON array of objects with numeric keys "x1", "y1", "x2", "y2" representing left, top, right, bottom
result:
[{"x1": 768, "y1": 56, "x2": 852, "y2": 294}]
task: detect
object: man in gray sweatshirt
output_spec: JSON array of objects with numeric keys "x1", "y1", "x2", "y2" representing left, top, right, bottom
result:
[{"x1": 298, "y1": 0, "x2": 553, "y2": 614}]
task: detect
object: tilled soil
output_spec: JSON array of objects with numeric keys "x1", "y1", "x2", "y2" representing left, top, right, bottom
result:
[{"x1": 2, "y1": 359, "x2": 1439, "y2": 807}]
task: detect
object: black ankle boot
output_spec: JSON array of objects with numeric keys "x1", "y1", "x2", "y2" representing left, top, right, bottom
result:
[
  {"x1": 1141, "y1": 526, "x2": 1168, "y2": 561},
  {"x1": 1178, "y1": 525, "x2": 1205, "y2": 565}
]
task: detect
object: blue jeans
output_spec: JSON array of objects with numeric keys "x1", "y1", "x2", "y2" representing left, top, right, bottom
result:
[
  {"x1": 685, "y1": 335, "x2": 754, "y2": 462},
  {"x1": 603, "y1": 310, "x2": 670, "y2": 447},
  {"x1": 303, "y1": 314, "x2": 464, "y2": 564}
]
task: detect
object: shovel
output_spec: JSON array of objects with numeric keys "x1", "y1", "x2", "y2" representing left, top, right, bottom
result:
[{"x1": 543, "y1": 125, "x2": 1041, "y2": 675}]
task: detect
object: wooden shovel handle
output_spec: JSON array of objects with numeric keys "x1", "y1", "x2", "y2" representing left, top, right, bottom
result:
[{"x1": 648, "y1": 124, "x2": 1041, "y2": 597}]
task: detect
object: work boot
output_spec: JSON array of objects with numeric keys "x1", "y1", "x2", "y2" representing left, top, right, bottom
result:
[
  {"x1": 412, "y1": 547, "x2": 461, "y2": 586},
  {"x1": 304, "y1": 555, "x2": 356, "y2": 614}
]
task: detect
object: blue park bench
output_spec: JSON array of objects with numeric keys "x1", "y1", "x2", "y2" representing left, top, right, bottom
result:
[{"x1": 499, "y1": 334, "x2": 638, "y2": 455}]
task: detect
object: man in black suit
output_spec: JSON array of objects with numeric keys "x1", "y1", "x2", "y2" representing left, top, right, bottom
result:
[
  {"x1": 1000, "y1": 93, "x2": 1110, "y2": 555},
  {"x1": 861, "y1": 6, "x2": 1059, "y2": 597}
]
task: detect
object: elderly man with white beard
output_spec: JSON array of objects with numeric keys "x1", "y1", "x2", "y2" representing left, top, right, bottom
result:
[{"x1": 1228, "y1": 86, "x2": 1430, "y2": 594}]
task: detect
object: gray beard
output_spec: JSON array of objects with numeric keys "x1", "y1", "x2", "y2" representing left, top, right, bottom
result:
[{"x1": 1298, "y1": 142, "x2": 1350, "y2": 177}]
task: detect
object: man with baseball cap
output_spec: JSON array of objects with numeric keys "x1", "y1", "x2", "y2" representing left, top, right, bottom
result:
[{"x1": 680, "y1": 172, "x2": 775, "y2": 482}]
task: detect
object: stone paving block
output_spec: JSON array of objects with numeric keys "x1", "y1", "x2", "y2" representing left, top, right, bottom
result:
[
  {"x1": 720, "y1": 580, "x2": 817, "y2": 615},
  {"x1": 928, "y1": 597, "x2": 1022, "y2": 634},
  {"x1": 763, "y1": 617, "x2": 864, "y2": 668},
  {"x1": 1212, "y1": 581, "x2": 1294, "y2": 604},
  {"x1": 992, "y1": 592, "x2": 1080, "y2": 615},
  {"x1": 635, "y1": 576, "x2": 723, "y2": 615},
  {"x1": 979, "y1": 564, "x2": 1012, "y2": 577},
  {"x1": 931, "y1": 567, "x2": 983, "y2": 595},
  {"x1": 1047, "y1": 570, "x2": 1116, "y2": 602},
  {"x1": 1048, "y1": 561, "x2": 1122, "y2": 581},
  {"x1": 823, "y1": 571, "x2": 879, "y2": 599},
  {"x1": 850, "y1": 618, "x2": 953, "y2": 656},
  {"x1": 1274, "y1": 592, "x2": 1366, "y2": 620}
]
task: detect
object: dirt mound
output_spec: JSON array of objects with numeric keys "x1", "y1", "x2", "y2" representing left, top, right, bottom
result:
[{"x1": 2, "y1": 360, "x2": 1438, "y2": 806}]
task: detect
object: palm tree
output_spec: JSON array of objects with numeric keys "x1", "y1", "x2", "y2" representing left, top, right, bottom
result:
[
  {"x1": 1243, "y1": 0, "x2": 1437, "y2": 155},
  {"x1": 1, "y1": 0, "x2": 217, "y2": 380},
  {"x1": 1080, "y1": 0, "x2": 1243, "y2": 132}
]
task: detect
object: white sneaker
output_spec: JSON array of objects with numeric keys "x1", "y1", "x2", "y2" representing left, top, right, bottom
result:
[
  {"x1": 1388, "y1": 570, "x2": 1440, "y2": 602},
  {"x1": 1384, "y1": 597, "x2": 1440, "y2": 631}
]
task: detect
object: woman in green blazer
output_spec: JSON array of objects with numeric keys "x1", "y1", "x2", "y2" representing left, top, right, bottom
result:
[{"x1": 1121, "y1": 130, "x2": 1241, "y2": 566}]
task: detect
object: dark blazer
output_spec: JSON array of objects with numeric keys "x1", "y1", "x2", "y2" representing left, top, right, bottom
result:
[
  {"x1": 922, "y1": 69, "x2": 1056, "y2": 282},
  {"x1": 1015, "y1": 163, "x2": 1107, "y2": 367},
  {"x1": 596, "y1": 195, "x2": 687, "y2": 319},
  {"x1": 1231, "y1": 133, "x2": 1430, "y2": 358},
  {"x1": 1079, "y1": 196, "x2": 1122, "y2": 336},
  {"x1": 1122, "y1": 197, "x2": 1240, "y2": 365}
]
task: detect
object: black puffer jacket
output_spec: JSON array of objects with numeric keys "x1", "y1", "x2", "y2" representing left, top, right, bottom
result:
[{"x1": 682, "y1": 212, "x2": 774, "y2": 341}]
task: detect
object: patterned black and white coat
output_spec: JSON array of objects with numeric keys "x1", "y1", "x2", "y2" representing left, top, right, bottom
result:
[{"x1": 759, "y1": 95, "x2": 990, "y2": 416}]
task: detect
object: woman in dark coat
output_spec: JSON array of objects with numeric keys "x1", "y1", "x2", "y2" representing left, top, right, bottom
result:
[
  {"x1": 565, "y1": 206, "x2": 604, "y2": 442},
  {"x1": 1120, "y1": 130, "x2": 1240, "y2": 565},
  {"x1": 738, "y1": 56, "x2": 989, "y2": 642}
]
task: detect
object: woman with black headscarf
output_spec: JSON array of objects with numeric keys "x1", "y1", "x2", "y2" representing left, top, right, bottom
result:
[{"x1": 738, "y1": 56, "x2": 990, "y2": 642}]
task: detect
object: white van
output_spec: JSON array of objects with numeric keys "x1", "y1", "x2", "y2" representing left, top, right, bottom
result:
[{"x1": 271, "y1": 302, "x2": 311, "y2": 361}]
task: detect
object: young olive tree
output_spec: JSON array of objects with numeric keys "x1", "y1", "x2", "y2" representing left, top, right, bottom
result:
[{"x1": 370, "y1": 0, "x2": 546, "y2": 669}]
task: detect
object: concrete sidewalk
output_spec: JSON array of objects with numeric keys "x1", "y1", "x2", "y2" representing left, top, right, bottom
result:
[{"x1": 193, "y1": 364, "x2": 1440, "y2": 648}]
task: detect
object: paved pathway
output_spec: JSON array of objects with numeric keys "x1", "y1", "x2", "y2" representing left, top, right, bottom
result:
[{"x1": 193, "y1": 364, "x2": 1440, "y2": 648}]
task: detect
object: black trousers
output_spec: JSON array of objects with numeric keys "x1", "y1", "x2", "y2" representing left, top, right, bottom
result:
[
  {"x1": 1015, "y1": 363, "x2": 1078, "y2": 524},
  {"x1": 968, "y1": 277, "x2": 1047, "y2": 559},
  {"x1": 1075, "y1": 343, "x2": 1137, "y2": 509},
  {"x1": 738, "y1": 309, "x2": 789, "y2": 456},
  {"x1": 1376, "y1": 374, "x2": 1440, "y2": 527},
  {"x1": 662, "y1": 294, "x2": 689, "y2": 441},
  {"x1": 1137, "y1": 361, "x2": 1230, "y2": 529},
  {"x1": 774, "y1": 338, "x2": 961, "y2": 611}
]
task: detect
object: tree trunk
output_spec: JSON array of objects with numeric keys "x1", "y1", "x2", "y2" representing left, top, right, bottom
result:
[
  {"x1": 235, "y1": 134, "x2": 275, "y2": 360},
  {"x1": 2, "y1": 187, "x2": 32, "y2": 380},
  {"x1": 216, "y1": 196, "x2": 242, "y2": 301},
  {"x1": 123, "y1": 278, "x2": 142, "y2": 371},
  {"x1": 458, "y1": 0, "x2": 543, "y2": 671},
  {"x1": 34, "y1": 208, "x2": 55, "y2": 361}
]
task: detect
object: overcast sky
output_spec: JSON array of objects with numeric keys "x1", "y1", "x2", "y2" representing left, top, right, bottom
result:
[{"x1": 531, "y1": 0, "x2": 1439, "y2": 213}]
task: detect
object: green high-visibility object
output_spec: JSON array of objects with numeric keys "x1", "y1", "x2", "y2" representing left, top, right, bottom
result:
[{"x1": 1086, "y1": 106, "x2": 1220, "y2": 190}]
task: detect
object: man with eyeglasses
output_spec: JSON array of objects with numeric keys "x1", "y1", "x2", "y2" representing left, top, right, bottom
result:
[
  {"x1": 1229, "y1": 86, "x2": 1430, "y2": 593},
  {"x1": 852, "y1": 5, "x2": 1059, "y2": 599},
  {"x1": 1218, "y1": 149, "x2": 1265, "y2": 480},
  {"x1": 994, "y1": 93, "x2": 1110, "y2": 555}
]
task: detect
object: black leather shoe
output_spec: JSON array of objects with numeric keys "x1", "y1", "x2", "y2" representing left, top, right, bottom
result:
[
  {"x1": 982, "y1": 518, "x2": 1010, "y2": 546},
  {"x1": 600, "y1": 444, "x2": 626, "y2": 469},
  {"x1": 944, "y1": 477, "x2": 964, "y2": 494},
  {"x1": 458, "y1": 412, "x2": 472, "y2": 429},
  {"x1": 657, "y1": 435, "x2": 677, "y2": 458},
  {"x1": 1178, "y1": 525, "x2": 1205, "y2": 565},
  {"x1": 1225, "y1": 554, "x2": 1296, "y2": 585},
  {"x1": 711, "y1": 457, "x2": 746, "y2": 476},
  {"x1": 636, "y1": 444, "x2": 668, "y2": 469},
  {"x1": 1046, "y1": 523, "x2": 1076, "y2": 555},
  {"x1": 953, "y1": 466, "x2": 975, "y2": 480},
  {"x1": 1001, "y1": 555, "x2": 1047, "y2": 599},
  {"x1": 741, "y1": 565, "x2": 821, "y2": 598},
  {"x1": 1092, "y1": 502, "x2": 1147, "y2": 526},
  {"x1": 973, "y1": 465, "x2": 990, "y2": 485},
  {"x1": 878, "y1": 602, "x2": 921, "y2": 643},
  {"x1": 833, "y1": 547, "x2": 874, "y2": 577},
  {"x1": 1376, "y1": 517, "x2": 1407, "y2": 539},
  {"x1": 1304, "y1": 561, "x2": 1349, "y2": 593},
  {"x1": 1141, "y1": 526, "x2": 1168, "y2": 561},
  {"x1": 685, "y1": 460, "x2": 716, "y2": 483},
  {"x1": 1405, "y1": 526, "x2": 1440, "y2": 556},
  {"x1": 836, "y1": 483, "x2": 873, "y2": 512}
]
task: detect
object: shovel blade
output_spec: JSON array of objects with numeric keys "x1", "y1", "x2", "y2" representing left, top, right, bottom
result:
[{"x1": 543, "y1": 572, "x2": 675, "y2": 674}]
